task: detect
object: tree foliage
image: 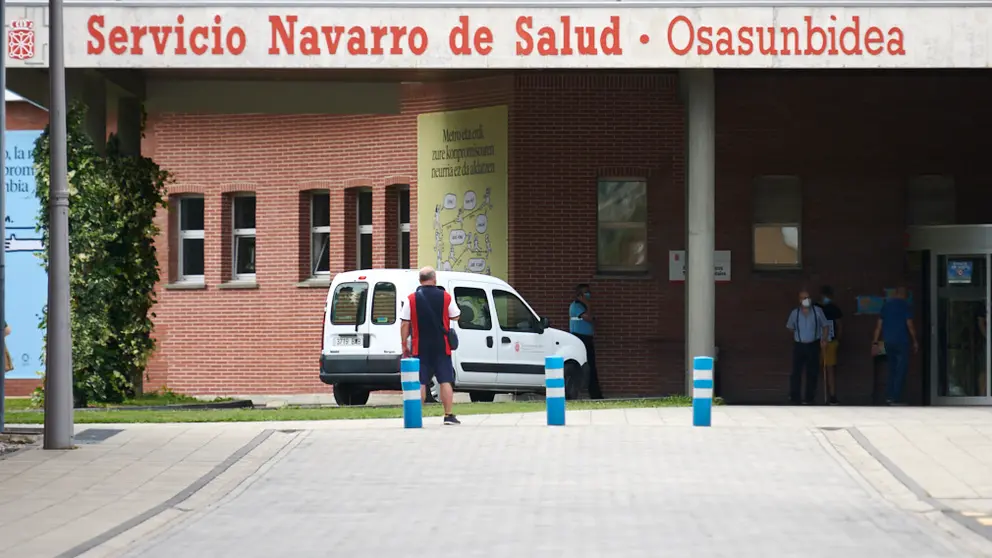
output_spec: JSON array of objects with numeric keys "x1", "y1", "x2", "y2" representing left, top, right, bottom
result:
[{"x1": 33, "y1": 102, "x2": 169, "y2": 406}]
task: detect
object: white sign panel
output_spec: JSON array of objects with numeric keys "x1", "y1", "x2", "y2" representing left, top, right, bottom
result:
[
  {"x1": 669, "y1": 250, "x2": 731, "y2": 283},
  {"x1": 3, "y1": 6, "x2": 992, "y2": 69}
]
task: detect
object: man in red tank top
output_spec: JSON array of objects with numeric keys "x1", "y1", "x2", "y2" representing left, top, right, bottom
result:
[{"x1": 400, "y1": 267, "x2": 462, "y2": 425}]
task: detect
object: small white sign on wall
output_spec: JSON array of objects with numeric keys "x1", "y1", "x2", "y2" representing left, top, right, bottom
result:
[{"x1": 669, "y1": 250, "x2": 732, "y2": 282}]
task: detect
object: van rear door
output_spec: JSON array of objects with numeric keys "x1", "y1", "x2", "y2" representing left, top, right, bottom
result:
[
  {"x1": 325, "y1": 280, "x2": 371, "y2": 369},
  {"x1": 367, "y1": 280, "x2": 402, "y2": 373}
]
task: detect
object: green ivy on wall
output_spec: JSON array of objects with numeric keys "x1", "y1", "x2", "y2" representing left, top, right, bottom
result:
[{"x1": 33, "y1": 101, "x2": 170, "y2": 406}]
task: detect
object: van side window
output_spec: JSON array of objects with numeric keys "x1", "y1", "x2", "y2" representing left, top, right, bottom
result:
[
  {"x1": 493, "y1": 290, "x2": 538, "y2": 332},
  {"x1": 331, "y1": 282, "x2": 368, "y2": 325},
  {"x1": 454, "y1": 287, "x2": 492, "y2": 330},
  {"x1": 371, "y1": 282, "x2": 397, "y2": 325}
]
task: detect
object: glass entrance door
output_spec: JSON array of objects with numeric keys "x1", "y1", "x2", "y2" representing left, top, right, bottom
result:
[{"x1": 933, "y1": 254, "x2": 991, "y2": 404}]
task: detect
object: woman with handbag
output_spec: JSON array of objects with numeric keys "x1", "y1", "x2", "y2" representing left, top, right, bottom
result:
[{"x1": 4, "y1": 322, "x2": 13, "y2": 374}]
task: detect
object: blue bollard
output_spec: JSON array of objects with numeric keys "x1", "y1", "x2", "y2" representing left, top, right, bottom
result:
[
  {"x1": 545, "y1": 355, "x2": 566, "y2": 426},
  {"x1": 692, "y1": 356, "x2": 714, "y2": 427},
  {"x1": 401, "y1": 358, "x2": 423, "y2": 429}
]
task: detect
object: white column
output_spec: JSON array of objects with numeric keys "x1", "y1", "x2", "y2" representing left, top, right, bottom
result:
[{"x1": 682, "y1": 69, "x2": 716, "y2": 394}]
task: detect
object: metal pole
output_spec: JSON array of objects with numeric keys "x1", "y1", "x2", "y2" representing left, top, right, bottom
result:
[
  {"x1": 44, "y1": 0, "x2": 73, "y2": 449},
  {"x1": 0, "y1": 0, "x2": 7, "y2": 434}
]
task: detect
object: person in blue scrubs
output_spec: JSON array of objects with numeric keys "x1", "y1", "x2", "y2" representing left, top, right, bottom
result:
[
  {"x1": 872, "y1": 286, "x2": 919, "y2": 405},
  {"x1": 569, "y1": 284, "x2": 603, "y2": 399}
]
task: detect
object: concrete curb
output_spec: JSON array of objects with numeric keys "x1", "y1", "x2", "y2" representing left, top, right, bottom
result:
[
  {"x1": 10, "y1": 400, "x2": 255, "y2": 413},
  {"x1": 54, "y1": 429, "x2": 275, "y2": 558},
  {"x1": 846, "y1": 426, "x2": 992, "y2": 547}
]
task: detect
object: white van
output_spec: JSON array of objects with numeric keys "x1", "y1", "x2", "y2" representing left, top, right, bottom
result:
[{"x1": 319, "y1": 269, "x2": 589, "y2": 406}]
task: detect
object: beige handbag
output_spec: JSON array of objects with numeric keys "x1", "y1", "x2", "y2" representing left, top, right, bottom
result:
[{"x1": 4, "y1": 323, "x2": 12, "y2": 372}]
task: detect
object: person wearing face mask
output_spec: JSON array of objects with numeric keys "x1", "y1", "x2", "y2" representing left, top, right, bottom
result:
[
  {"x1": 786, "y1": 289, "x2": 830, "y2": 405},
  {"x1": 816, "y1": 285, "x2": 844, "y2": 405},
  {"x1": 569, "y1": 283, "x2": 603, "y2": 399}
]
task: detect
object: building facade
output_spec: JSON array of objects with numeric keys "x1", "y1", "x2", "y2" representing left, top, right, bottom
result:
[{"x1": 5, "y1": 2, "x2": 992, "y2": 404}]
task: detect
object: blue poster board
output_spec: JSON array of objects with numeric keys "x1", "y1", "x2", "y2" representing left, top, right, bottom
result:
[
  {"x1": 5, "y1": 130, "x2": 46, "y2": 380},
  {"x1": 947, "y1": 260, "x2": 974, "y2": 285},
  {"x1": 855, "y1": 289, "x2": 915, "y2": 315}
]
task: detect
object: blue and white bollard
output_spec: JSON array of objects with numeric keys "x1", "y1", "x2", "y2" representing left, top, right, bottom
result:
[
  {"x1": 692, "y1": 356, "x2": 714, "y2": 427},
  {"x1": 401, "y1": 358, "x2": 423, "y2": 429},
  {"x1": 545, "y1": 355, "x2": 566, "y2": 426}
]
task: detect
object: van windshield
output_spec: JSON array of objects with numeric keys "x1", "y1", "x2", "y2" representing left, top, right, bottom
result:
[{"x1": 331, "y1": 282, "x2": 368, "y2": 325}]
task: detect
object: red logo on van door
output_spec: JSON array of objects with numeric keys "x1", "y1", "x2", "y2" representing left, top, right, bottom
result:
[
  {"x1": 8, "y1": 19, "x2": 35, "y2": 60},
  {"x1": 514, "y1": 342, "x2": 520, "y2": 353}
]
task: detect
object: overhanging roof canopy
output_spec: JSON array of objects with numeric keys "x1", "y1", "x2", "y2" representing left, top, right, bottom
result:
[{"x1": 4, "y1": 0, "x2": 992, "y2": 69}]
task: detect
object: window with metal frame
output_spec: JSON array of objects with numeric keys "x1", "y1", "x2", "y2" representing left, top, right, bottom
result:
[
  {"x1": 310, "y1": 191, "x2": 330, "y2": 276},
  {"x1": 233, "y1": 195, "x2": 257, "y2": 280},
  {"x1": 177, "y1": 196, "x2": 205, "y2": 283},
  {"x1": 753, "y1": 176, "x2": 802, "y2": 269},
  {"x1": 597, "y1": 178, "x2": 648, "y2": 272},
  {"x1": 398, "y1": 188, "x2": 411, "y2": 269},
  {"x1": 357, "y1": 190, "x2": 373, "y2": 269}
]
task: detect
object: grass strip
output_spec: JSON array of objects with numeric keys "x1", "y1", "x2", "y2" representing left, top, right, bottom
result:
[{"x1": 2, "y1": 396, "x2": 702, "y2": 424}]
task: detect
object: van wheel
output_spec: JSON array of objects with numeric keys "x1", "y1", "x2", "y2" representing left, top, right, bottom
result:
[
  {"x1": 333, "y1": 385, "x2": 370, "y2": 406},
  {"x1": 469, "y1": 391, "x2": 495, "y2": 403},
  {"x1": 564, "y1": 362, "x2": 583, "y2": 401}
]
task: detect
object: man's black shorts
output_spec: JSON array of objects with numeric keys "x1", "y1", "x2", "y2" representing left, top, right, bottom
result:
[{"x1": 418, "y1": 354, "x2": 455, "y2": 386}]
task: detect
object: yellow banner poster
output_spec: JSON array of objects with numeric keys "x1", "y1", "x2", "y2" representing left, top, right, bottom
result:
[{"x1": 417, "y1": 105, "x2": 508, "y2": 280}]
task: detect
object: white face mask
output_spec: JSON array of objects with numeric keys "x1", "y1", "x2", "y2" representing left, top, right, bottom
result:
[{"x1": 801, "y1": 298, "x2": 811, "y2": 308}]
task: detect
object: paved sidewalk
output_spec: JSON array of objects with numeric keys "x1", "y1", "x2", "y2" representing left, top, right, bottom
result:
[
  {"x1": 0, "y1": 425, "x2": 298, "y2": 557},
  {"x1": 110, "y1": 418, "x2": 986, "y2": 558},
  {"x1": 2, "y1": 406, "x2": 992, "y2": 557}
]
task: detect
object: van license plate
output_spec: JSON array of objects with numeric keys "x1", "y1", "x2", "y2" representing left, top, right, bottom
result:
[{"x1": 335, "y1": 337, "x2": 362, "y2": 347}]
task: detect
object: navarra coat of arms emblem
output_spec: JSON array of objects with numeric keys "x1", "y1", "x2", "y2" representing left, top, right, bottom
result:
[{"x1": 8, "y1": 19, "x2": 35, "y2": 60}]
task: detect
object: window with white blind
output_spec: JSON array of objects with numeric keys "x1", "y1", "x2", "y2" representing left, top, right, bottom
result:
[{"x1": 753, "y1": 176, "x2": 802, "y2": 269}]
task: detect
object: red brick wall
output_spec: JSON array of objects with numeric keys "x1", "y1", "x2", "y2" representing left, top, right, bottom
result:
[
  {"x1": 712, "y1": 70, "x2": 992, "y2": 404},
  {"x1": 6, "y1": 100, "x2": 47, "y2": 130},
  {"x1": 509, "y1": 72, "x2": 687, "y2": 396},
  {"x1": 14, "y1": 71, "x2": 992, "y2": 403},
  {"x1": 144, "y1": 77, "x2": 513, "y2": 394},
  {"x1": 514, "y1": 69, "x2": 992, "y2": 404},
  {"x1": 147, "y1": 69, "x2": 992, "y2": 402}
]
